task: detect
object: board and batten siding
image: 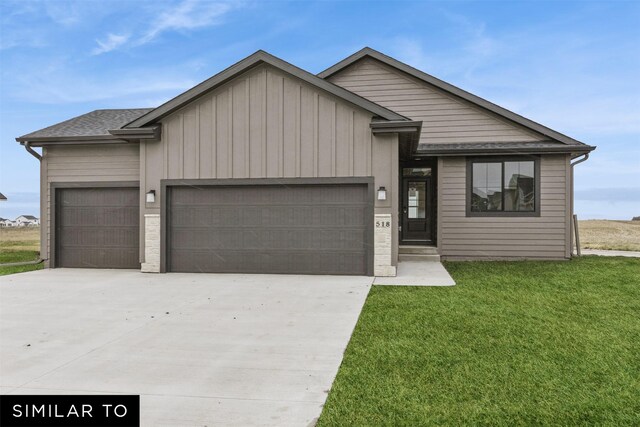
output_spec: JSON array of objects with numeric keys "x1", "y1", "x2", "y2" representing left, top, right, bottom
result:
[
  {"x1": 437, "y1": 155, "x2": 571, "y2": 259},
  {"x1": 142, "y1": 62, "x2": 399, "y2": 264},
  {"x1": 327, "y1": 57, "x2": 546, "y2": 145},
  {"x1": 42, "y1": 144, "x2": 140, "y2": 264}
]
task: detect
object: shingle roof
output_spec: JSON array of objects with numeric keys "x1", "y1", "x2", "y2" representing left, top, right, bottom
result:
[
  {"x1": 17, "y1": 109, "x2": 153, "y2": 141},
  {"x1": 19, "y1": 215, "x2": 38, "y2": 220},
  {"x1": 0, "y1": 192, "x2": 6, "y2": 200},
  {"x1": 417, "y1": 141, "x2": 593, "y2": 155}
]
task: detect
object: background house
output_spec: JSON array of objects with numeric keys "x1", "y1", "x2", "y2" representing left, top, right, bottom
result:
[{"x1": 14, "y1": 215, "x2": 39, "y2": 227}]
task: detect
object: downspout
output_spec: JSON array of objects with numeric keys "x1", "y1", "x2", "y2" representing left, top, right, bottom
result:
[
  {"x1": 23, "y1": 141, "x2": 42, "y2": 160},
  {"x1": 570, "y1": 153, "x2": 589, "y2": 257},
  {"x1": 22, "y1": 141, "x2": 46, "y2": 265}
]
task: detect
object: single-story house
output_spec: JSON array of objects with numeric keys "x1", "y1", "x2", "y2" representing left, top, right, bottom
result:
[
  {"x1": 16, "y1": 48, "x2": 594, "y2": 276},
  {"x1": 0, "y1": 218, "x2": 12, "y2": 227}
]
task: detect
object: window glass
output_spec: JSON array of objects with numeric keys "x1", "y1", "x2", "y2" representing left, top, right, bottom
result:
[
  {"x1": 407, "y1": 181, "x2": 427, "y2": 218},
  {"x1": 403, "y1": 168, "x2": 432, "y2": 177},
  {"x1": 472, "y1": 163, "x2": 502, "y2": 211},
  {"x1": 504, "y1": 161, "x2": 535, "y2": 211},
  {"x1": 470, "y1": 159, "x2": 536, "y2": 214}
]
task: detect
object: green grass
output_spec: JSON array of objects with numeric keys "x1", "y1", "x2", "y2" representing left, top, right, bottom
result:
[
  {"x1": 0, "y1": 250, "x2": 43, "y2": 276},
  {"x1": 319, "y1": 257, "x2": 640, "y2": 426}
]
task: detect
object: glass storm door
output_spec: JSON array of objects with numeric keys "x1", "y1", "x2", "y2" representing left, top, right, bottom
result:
[{"x1": 401, "y1": 176, "x2": 432, "y2": 243}]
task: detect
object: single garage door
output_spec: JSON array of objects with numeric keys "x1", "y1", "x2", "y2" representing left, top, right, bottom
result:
[
  {"x1": 55, "y1": 187, "x2": 140, "y2": 268},
  {"x1": 167, "y1": 183, "x2": 372, "y2": 275}
]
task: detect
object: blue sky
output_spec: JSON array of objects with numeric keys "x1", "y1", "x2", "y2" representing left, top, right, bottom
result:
[{"x1": 1, "y1": 0, "x2": 638, "y2": 220}]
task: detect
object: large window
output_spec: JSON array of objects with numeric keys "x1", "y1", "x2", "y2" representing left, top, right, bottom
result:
[{"x1": 467, "y1": 157, "x2": 539, "y2": 216}]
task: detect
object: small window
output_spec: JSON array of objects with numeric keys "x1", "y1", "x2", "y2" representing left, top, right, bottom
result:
[
  {"x1": 403, "y1": 167, "x2": 432, "y2": 177},
  {"x1": 468, "y1": 157, "x2": 539, "y2": 216}
]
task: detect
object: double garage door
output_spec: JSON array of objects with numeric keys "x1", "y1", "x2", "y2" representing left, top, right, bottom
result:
[
  {"x1": 55, "y1": 182, "x2": 372, "y2": 275},
  {"x1": 167, "y1": 183, "x2": 372, "y2": 275}
]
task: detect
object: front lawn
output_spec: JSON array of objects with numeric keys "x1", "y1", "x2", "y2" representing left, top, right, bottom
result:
[
  {"x1": 319, "y1": 257, "x2": 640, "y2": 426},
  {"x1": 0, "y1": 250, "x2": 42, "y2": 276},
  {"x1": 0, "y1": 227, "x2": 42, "y2": 275}
]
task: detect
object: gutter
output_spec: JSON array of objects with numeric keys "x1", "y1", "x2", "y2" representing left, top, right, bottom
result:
[
  {"x1": 23, "y1": 141, "x2": 42, "y2": 160},
  {"x1": 370, "y1": 120, "x2": 422, "y2": 134},
  {"x1": 108, "y1": 125, "x2": 161, "y2": 141},
  {"x1": 570, "y1": 153, "x2": 590, "y2": 257},
  {"x1": 415, "y1": 146, "x2": 595, "y2": 156},
  {"x1": 15, "y1": 125, "x2": 161, "y2": 146}
]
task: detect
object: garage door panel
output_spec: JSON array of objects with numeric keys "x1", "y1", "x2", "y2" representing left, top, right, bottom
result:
[
  {"x1": 57, "y1": 247, "x2": 139, "y2": 269},
  {"x1": 59, "y1": 227, "x2": 139, "y2": 247},
  {"x1": 170, "y1": 249, "x2": 367, "y2": 275},
  {"x1": 56, "y1": 187, "x2": 139, "y2": 269},
  {"x1": 60, "y1": 189, "x2": 138, "y2": 207},
  {"x1": 59, "y1": 207, "x2": 138, "y2": 227},
  {"x1": 169, "y1": 225, "x2": 368, "y2": 251},
  {"x1": 171, "y1": 185, "x2": 369, "y2": 205},
  {"x1": 168, "y1": 183, "x2": 371, "y2": 275},
  {"x1": 170, "y1": 205, "x2": 369, "y2": 228}
]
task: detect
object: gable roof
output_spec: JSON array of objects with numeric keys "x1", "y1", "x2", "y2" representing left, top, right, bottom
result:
[
  {"x1": 0, "y1": 192, "x2": 6, "y2": 201},
  {"x1": 319, "y1": 47, "x2": 593, "y2": 149},
  {"x1": 16, "y1": 109, "x2": 153, "y2": 143},
  {"x1": 125, "y1": 50, "x2": 408, "y2": 128},
  {"x1": 18, "y1": 215, "x2": 37, "y2": 220}
]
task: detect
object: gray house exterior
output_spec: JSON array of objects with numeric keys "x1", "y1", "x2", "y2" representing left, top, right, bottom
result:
[{"x1": 16, "y1": 48, "x2": 594, "y2": 276}]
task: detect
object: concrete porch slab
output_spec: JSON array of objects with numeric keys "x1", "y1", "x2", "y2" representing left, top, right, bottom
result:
[{"x1": 374, "y1": 261, "x2": 456, "y2": 286}]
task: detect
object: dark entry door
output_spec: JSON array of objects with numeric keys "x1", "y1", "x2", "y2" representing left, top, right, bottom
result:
[{"x1": 401, "y1": 177, "x2": 432, "y2": 243}]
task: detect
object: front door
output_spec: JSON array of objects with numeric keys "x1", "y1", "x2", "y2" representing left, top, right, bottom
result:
[{"x1": 401, "y1": 168, "x2": 432, "y2": 244}]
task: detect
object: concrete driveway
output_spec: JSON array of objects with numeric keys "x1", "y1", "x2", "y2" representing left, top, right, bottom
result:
[{"x1": 0, "y1": 269, "x2": 372, "y2": 426}]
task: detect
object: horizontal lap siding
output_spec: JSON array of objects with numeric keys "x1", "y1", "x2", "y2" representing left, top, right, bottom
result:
[
  {"x1": 439, "y1": 155, "x2": 570, "y2": 259},
  {"x1": 328, "y1": 58, "x2": 545, "y2": 145},
  {"x1": 43, "y1": 144, "x2": 140, "y2": 262}
]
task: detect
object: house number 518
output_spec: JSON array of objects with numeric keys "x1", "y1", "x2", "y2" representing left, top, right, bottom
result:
[{"x1": 376, "y1": 221, "x2": 391, "y2": 228}]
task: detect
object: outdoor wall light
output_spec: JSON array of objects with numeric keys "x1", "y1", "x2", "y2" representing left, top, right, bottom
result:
[
  {"x1": 146, "y1": 190, "x2": 156, "y2": 203},
  {"x1": 377, "y1": 186, "x2": 387, "y2": 201}
]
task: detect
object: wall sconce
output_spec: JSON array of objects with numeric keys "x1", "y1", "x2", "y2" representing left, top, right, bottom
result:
[
  {"x1": 377, "y1": 186, "x2": 387, "y2": 201},
  {"x1": 146, "y1": 190, "x2": 156, "y2": 203}
]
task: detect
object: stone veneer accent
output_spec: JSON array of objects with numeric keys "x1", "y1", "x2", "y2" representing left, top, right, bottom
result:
[
  {"x1": 374, "y1": 213, "x2": 396, "y2": 277},
  {"x1": 141, "y1": 214, "x2": 160, "y2": 273}
]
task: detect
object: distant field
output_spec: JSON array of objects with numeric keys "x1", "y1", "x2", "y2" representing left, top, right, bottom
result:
[
  {"x1": 579, "y1": 220, "x2": 640, "y2": 251},
  {"x1": 0, "y1": 227, "x2": 40, "y2": 252}
]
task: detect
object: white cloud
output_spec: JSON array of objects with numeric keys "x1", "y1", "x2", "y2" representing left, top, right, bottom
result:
[
  {"x1": 92, "y1": 33, "x2": 130, "y2": 55},
  {"x1": 90, "y1": 0, "x2": 237, "y2": 55},
  {"x1": 137, "y1": 0, "x2": 234, "y2": 45},
  {"x1": 43, "y1": 1, "x2": 92, "y2": 27}
]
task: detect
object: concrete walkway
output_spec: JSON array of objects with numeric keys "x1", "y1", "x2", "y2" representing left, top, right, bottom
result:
[
  {"x1": 374, "y1": 261, "x2": 456, "y2": 286},
  {"x1": 0, "y1": 269, "x2": 372, "y2": 426},
  {"x1": 581, "y1": 249, "x2": 640, "y2": 258}
]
